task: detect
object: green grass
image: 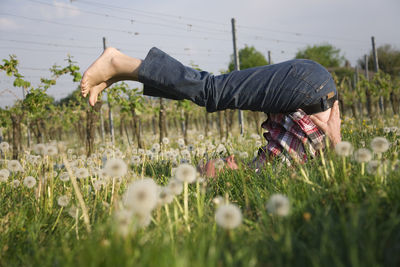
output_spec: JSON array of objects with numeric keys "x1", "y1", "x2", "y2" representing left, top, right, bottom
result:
[{"x1": 1, "y1": 117, "x2": 400, "y2": 267}]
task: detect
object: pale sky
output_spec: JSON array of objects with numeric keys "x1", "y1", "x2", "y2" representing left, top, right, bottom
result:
[{"x1": 0, "y1": 0, "x2": 399, "y2": 107}]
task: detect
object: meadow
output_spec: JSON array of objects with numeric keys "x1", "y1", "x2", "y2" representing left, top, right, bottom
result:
[{"x1": 1, "y1": 112, "x2": 400, "y2": 267}]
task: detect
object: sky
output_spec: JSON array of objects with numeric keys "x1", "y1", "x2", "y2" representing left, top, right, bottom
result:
[{"x1": 0, "y1": 0, "x2": 399, "y2": 107}]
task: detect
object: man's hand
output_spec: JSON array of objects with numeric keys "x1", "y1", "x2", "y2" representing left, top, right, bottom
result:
[{"x1": 309, "y1": 100, "x2": 342, "y2": 147}]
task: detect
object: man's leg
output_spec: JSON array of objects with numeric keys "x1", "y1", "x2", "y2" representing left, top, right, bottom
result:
[{"x1": 82, "y1": 47, "x2": 336, "y2": 114}]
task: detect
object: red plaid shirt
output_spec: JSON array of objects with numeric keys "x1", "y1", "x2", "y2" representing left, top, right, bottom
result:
[{"x1": 254, "y1": 109, "x2": 326, "y2": 167}]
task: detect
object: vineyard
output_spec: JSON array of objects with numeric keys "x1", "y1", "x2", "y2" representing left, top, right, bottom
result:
[{"x1": 1, "y1": 53, "x2": 400, "y2": 267}]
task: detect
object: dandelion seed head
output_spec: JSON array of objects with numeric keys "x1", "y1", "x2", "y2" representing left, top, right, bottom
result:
[
  {"x1": 175, "y1": 163, "x2": 197, "y2": 183},
  {"x1": 104, "y1": 158, "x2": 127, "y2": 178},
  {"x1": 57, "y1": 195, "x2": 70, "y2": 207},
  {"x1": 181, "y1": 149, "x2": 191, "y2": 159},
  {"x1": 167, "y1": 178, "x2": 183, "y2": 195},
  {"x1": 197, "y1": 134, "x2": 204, "y2": 141},
  {"x1": 132, "y1": 210, "x2": 152, "y2": 228},
  {"x1": 23, "y1": 176, "x2": 37, "y2": 188},
  {"x1": 177, "y1": 138, "x2": 185, "y2": 146},
  {"x1": 7, "y1": 160, "x2": 24, "y2": 172},
  {"x1": 214, "y1": 158, "x2": 225, "y2": 171},
  {"x1": 75, "y1": 168, "x2": 89, "y2": 179},
  {"x1": 266, "y1": 194, "x2": 290, "y2": 217},
  {"x1": 131, "y1": 155, "x2": 141, "y2": 166},
  {"x1": 162, "y1": 137, "x2": 170, "y2": 145},
  {"x1": 216, "y1": 144, "x2": 227, "y2": 155},
  {"x1": 187, "y1": 144, "x2": 195, "y2": 152},
  {"x1": 371, "y1": 137, "x2": 390, "y2": 153},
  {"x1": 215, "y1": 203, "x2": 242, "y2": 229},
  {"x1": 0, "y1": 142, "x2": 10, "y2": 152},
  {"x1": 59, "y1": 172, "x2": 70, "y2": 182},
  {"x1": 354, "y1": 148, "x2": 372, "y2": 163},
  {"x1": 93, "y1": 179, "x2": 107, "y2": 191},
  {"x1": 335, "y1": 141, "x2": 354, "y2": 157},
  {"x1": 33, "y1": 143, "x2": 46, "y2": 155},
  {"x1": 0, "y1": 169, "x2": 10, "y2": 182},
  {"x1": 12, "y1": 179, "x2": 20, "y2": 187},
  {"x1": 383, "y1": 127, "x2": 391, "y2": 134},
  {"x1": 152, "y1": 143, "x2": 161, "y2": 152},
  {"x1": 367, "y1": 160, "x2": 381, "y2": 174},
  {"x1": 157, "y1": 186, "x2": 173, "y2": 206},
  {"x1": 45, "y1": 145, "x2": 58, "y2": 156},
  {"x1": 68, "y1": 205, "x2": 78, "y2": 218},
  {"x1": 123, "y1": 178, "x2": 158, "y2": 214},
  {"x1": 255, "y1": 140, "x2": 262, "y2": 147},
  {"x1": 239, "y1": 151, "x2": 249, "y2": 159},
  {"x1": 212, "y1": 196, "x2": 224, "y2": 206}
]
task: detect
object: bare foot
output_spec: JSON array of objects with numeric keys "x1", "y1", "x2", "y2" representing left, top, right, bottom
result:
[{"x1": 81, "y1": 47, "x2": 142, "y2": 106}]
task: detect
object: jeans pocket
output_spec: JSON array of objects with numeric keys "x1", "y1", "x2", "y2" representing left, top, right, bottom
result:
[{"x1": 291, "y1": 60, "x2": 331, "y2": 93}]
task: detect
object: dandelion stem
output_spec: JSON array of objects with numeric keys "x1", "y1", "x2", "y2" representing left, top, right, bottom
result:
[
  {"x1": 361, "y1": 162, "x2": 365, "y2": 176},
  {"x1": 319, "y1": 149, "x2": 330, "y2": 181},
  {"x1": 184, "y1": 181, "x2": 189, "y2": 225},
  {"x1": 109, "y1": 177, "x2": 116, "y2": 215},
  {"x1": 51, "y1": 207, "x2": 63, "y2": 232},
  {"x1": 342, "y1": 156, "x2": 347, "y2": 179},
  {"x1": 164, "y1": 204, "x2": 174, "y2": 241},
  {"x1": 62, "y1": 154, "x2": 91, "y2": 233},
  {"x1": 173, "y1": 196, "x2": 184, "y2": 214},
  {"x1": 196, "y1": 181, "x2": 203, "y2": 218}
]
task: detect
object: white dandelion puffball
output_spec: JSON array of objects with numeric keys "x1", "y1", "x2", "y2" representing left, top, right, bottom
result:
[
  {"x1": 131, "y1": 155, "x2": 141, "y2": 166},
  {"x1": 33, "y1": 143, "x2": 46, "y2": 155},
  {"x1": 162, "y1": 137, "x2": 170, "y2": 145},
  {"x1": 59, "y1": 172, "x2": 70, "y2": 182},
  {"x1": 0, "y1": 142, "x2": 10, "y2": 152},
  {"x1": 132, "y1": 210, "x2": 152, "y2": 228},
  {"x1": 334, "y1": 141, "x2": 354, "y2": 157},
  {"x1": 216, "y1": 144, "x2": 227, "y2": 155},
  {"x1": 157, "y1": 186, "x2": 174, "y2": 206},
  {"x1": 370, "y1": 137, "x2": 390, "y2": 153},
  {"x1": 23, "y1": 176, "x2": 37, "y2": 188},
  {"x1": 7, "y1": 160, "x2": 24, "y2": 172},
  {"x1": 75, "y1": 168, "x2": 89, "y2": 179},
  {"x1": 0, "y1": 169, "x2": 10, "y2": 182},
  {"x1": 45, "y1": 145, "x2": 58, "y2": 156},
  {"x1": 123, "y1": 178, "x2": 159, "y2": 214},
  {"x1": 383, "y1": 127, "x2": 391, "y2": 134},
  {"x1": 93, "y1": 179, "x2": 106, "y2": 191},
  {"x1": 212, "y1": 196, "x2": 224, "y2": 206},
  {"x1": 266, "y1": 194, "x2": 290, "y2": 217},
  {"x1": 104, "y1": 158, "x2": 127, "y2": 178},
  {"x1": 12, "y1": 179, "x2": 20, "y2": 187},
  {"x1": 214, "y1": 158, "x2": 225, "y2": 171},
  {"x1": 215, "y1": 203, "x2": 242, "y2": 230},
  {"x1": 367, "y1": 160, "x2": 381, "y2": 174},
  {"x1": 167, "y1": 178, "x2": 183, "y2": 195},
  {"x1": 57, "y1": 195, "x2": 70, "y2": 207},
  {"x1": 239, "y1": 151, "x2": 249, "y2": 159},
  {"x1": 177, "y1": 138, "x2": 185, "y2": 146},
  {"x1": 152, "y1": 143, "x2": 161, "y2": 152},
  {"x1": 175, "y1": 163, "x2": 197, "y2": 183},
  {"x1": 354, "y1": 148, "x2": 372, "y2": 163}
]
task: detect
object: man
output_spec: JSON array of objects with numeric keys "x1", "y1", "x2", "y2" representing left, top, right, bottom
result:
[{"x1": 81, "y1": 47, "x2": 341, "y2": 174}]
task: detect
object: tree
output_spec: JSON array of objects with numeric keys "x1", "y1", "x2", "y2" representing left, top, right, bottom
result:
[
  {"x1": 228, "y1": 45, "x2": 268, "y2": 72},
  {"x1": 357, "y1": 44, "x2": 400, "y2": 76},
  {"x1": 295, "y1": 44, "x2": 345, "y2": 68}
]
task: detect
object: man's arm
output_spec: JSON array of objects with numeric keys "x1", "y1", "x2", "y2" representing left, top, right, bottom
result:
[{"x1": 309, "y1": 101, "x2": 342, "y2": 147}]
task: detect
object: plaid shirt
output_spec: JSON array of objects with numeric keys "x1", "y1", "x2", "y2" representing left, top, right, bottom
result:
[{"x1": 254, "y1": 109, "x2": 326, "y2": 167}]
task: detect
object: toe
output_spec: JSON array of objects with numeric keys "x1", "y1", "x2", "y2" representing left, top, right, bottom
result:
[{"x1": 88, "y1": 82, "x2": 107, "y2": 106}]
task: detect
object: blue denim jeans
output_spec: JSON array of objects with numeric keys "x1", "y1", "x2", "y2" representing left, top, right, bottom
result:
[{"x1": 138, "y1": 47, "x2": 337, "y2": 114}]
